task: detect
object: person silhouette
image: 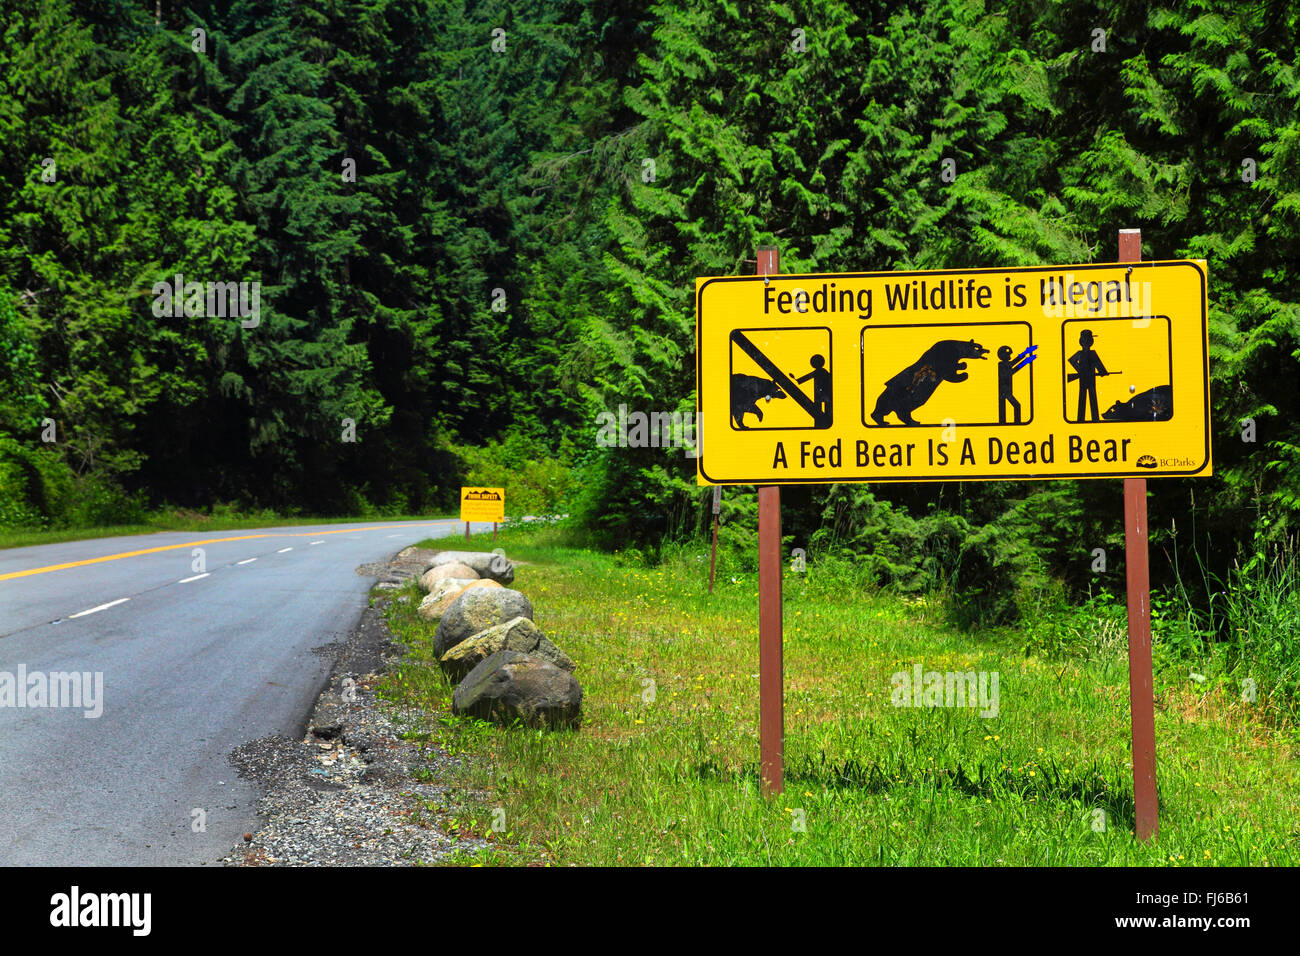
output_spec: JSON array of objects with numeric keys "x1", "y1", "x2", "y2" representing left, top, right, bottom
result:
[
  {"x1": 1067, "y1": 329, "x2": 1109, "y2": 422},
  {"x1": 997, "y1": 345, "x2": 1031, "y2": 424},
  {"x1": 792, "y1": 354, "x2": 832, "y2": 428}
]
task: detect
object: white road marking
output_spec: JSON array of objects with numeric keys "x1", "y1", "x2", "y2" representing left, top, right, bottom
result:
[
  {"x1": 277, "y1": 547, "x2": 293, "y2": 553},
  {"x1": 386, "y1": 534, "x2": 402, "y2": 538},
  {"x1": 69, "y1": 598, "x2": 129, "y2": 619},
  {"x1": 309, "y1": 540, "x2": 324, "y2": 546},
  {"x1": 178, "y1": 573, "x2": 210, "y2": 583},
  {"x1": 237, "y1": 558, "x2": 257, "y2": 565}
]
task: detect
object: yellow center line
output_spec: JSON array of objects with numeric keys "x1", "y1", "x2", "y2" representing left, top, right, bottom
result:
[{"x1": 0, "y1": 523, "x2": 458, "y2": 583}]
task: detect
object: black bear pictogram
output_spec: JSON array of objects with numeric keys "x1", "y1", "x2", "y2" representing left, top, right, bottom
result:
[
  {"x1": 870, "y1": 339, "x2": 989, "y2": 425},
  {"x1": 730, "y1": 374, "x2": 786, "y2": 428}
]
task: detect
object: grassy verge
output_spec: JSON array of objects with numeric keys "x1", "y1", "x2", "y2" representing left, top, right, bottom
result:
[
  {"x1": 376, "y1": 525, "x2": 1300, "y2": 866},
  {"x1": 0, "y1": 512, "x2": 456, "y2": 551}
]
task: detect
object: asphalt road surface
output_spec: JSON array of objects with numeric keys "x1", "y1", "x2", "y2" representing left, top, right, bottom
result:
[{"x1": 0, "y1": 518, "x2": 486, "y2": 866}]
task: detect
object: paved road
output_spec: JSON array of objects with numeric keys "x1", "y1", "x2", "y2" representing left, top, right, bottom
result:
[{"x1": 0, "y1": 518, "x2": 488, "y2": 866}]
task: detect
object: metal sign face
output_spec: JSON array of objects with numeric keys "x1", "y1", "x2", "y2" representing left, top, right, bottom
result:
[
  {"x1": 696, "y1": 260, "x2": 1210, "y2": 484},
  {"x1": 460, "y1": 487, "x2": 505, "y2": 522}
]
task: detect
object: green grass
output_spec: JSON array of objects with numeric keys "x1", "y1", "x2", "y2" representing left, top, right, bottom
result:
[
  {"x1": 0, "y1": 511, "x2": 457, "y2": 551},
  {"x1": 375, "y1": 525, "x2": 1300, "y2": 866}
]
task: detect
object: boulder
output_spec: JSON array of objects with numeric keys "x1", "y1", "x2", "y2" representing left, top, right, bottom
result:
[
  {"x1": 433, "y1": 586, "x2": 533, "y2": 657},
  {"x1": 452, "y1": 650, "x2": 582, "y2": 729},
  {"x1": 439, "y1": 616, "x2": 575, "y2": 681},
  {"x1": 419, "y1": 562, "x2": 479, "y2": 592},
  {"x1": 426, "y1": 551, "x2": 515, "y2": 585},
  {"x1": 416, "y1": 578, "x2": 500, "y2": 623}
]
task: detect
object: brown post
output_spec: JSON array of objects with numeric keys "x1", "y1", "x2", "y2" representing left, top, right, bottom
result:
[
  {"x1": 1119, "y1": 227, "x2": 1158, "y2": 841},
  {"x1": 708, "y1": 485, "x2": 720, "y2": 595},
  {"x1": 465, "y1": 521, "x2": 470, "y2": 541},
  {"x1": 493, "y1": 522, "x2": 497, "y2": 543},
  {"x1": 756, "y1": 245, "x2": 784, "y2": 797}
]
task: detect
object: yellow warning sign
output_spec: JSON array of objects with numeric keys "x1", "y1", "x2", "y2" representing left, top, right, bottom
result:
[
  {"x1": 696, "y1": 261, "x2": 1211, "y2": 483},
  {"x1": 460, "y1": 487, "x2": 505, "y2": 522}
]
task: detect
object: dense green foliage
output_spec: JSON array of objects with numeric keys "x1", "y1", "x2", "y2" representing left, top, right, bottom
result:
[
  {"x1": 3, "y1": 1, "x2": 1300, "y2": 648},
  {"x1": 0, "y1": 0, "x2": 593, "y2": 523}
]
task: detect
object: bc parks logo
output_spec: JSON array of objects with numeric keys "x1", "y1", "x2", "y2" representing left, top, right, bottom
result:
[{"x1": 1135, "y1": 454, "x2": 1197, "y2": 469}]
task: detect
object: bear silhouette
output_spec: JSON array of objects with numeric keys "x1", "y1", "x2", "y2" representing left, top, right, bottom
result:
[
  {"x1": 870, "y1": 339, "x2": 989, "y2": 425},
  {"x1": 1102, "y1": 385, "x2": 1172, "y2": 422},
  {"x1": 731, "y1": 374, "x2": 785, "y2": 428}
]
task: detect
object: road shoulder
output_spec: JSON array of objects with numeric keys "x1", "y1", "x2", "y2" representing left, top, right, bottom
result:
[{"x1": 221, "y1": 549, "x2": 487, "y2": 866}]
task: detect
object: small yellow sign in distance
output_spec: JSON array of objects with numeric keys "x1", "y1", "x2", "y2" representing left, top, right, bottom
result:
[
  {"x1": 696, "y1": 260, "x2": 1211, "y2": 484},
  {"x1": 460, "y1": 487, "x2": 505, "y2": 522}
]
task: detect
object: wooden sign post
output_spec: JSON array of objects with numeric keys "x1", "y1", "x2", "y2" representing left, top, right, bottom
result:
[
  {"x1": 1120, "y1": 228, "x2": 1159, "y2": 841},
  {"x1": 756, "y1": 245, "x2": 784, "y2": 797},
  {"x1": 708, "y1": 485, "x2": 721, "y2": 595}
]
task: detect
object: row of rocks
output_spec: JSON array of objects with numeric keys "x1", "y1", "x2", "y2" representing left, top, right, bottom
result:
[{"x1": 417, "y1": 550, "x2": 582, "y2": 729}]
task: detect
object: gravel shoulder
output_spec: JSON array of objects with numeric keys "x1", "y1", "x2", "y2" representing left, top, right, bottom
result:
[{"x1": 221, "y1": 548, "x2": 488, "y2": 866}]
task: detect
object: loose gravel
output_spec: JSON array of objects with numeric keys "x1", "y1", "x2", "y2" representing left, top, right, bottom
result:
[{"x1": 222, "y1": 547, "x2": 490, "y2": 866}]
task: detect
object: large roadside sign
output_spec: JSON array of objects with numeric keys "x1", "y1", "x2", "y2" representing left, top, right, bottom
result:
[{"x1": 696, "y1": 260, "x2": 1210, "y2": 484}]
